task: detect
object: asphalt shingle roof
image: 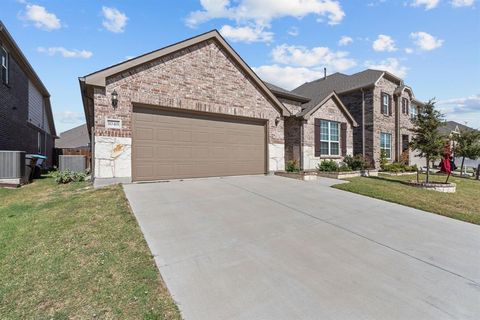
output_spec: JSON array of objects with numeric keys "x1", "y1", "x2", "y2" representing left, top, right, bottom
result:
[
  {"x1": 264, "y1": 82, "x2": 310, "y2": 102},
  {"x1": 292, "y1": 69, "x2": 385, "y2": 112},
  {"x1": 55, "y1": 124, "x2": 90, "y2": 149},
  {"x1": 438, "y1": 121, "x2": 477, "y2": 135}
]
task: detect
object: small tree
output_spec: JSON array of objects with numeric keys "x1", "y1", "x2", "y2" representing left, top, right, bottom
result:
[
  {"x1": 455, "y1": 129, "x2": 480, "y2": 175},
  {"x1": 410, "y1": 100, "x2": 445, "y2": 183}
]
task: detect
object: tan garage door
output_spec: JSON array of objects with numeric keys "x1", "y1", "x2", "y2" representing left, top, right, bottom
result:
[{"x1": 132, "y1": 107, "x2": 266, "y2": 181}]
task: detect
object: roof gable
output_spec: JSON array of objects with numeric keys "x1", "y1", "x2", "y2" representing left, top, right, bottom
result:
[
  {"x1": 55, "y1": 124, "x2": 90, "y2": 148},
  {"x1": 298, "y1": 92, "x2": 358, "y2": 127},
  {"x1": 80, "y1": 30, "x2": 290, "y2": 117}
]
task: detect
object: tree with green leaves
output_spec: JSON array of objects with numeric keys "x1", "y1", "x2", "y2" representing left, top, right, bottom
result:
[
  {"x1": 410, "y1": 100, "x2": 445, "y2": 183},
  {"x1": 455, "y1": 129, "x2": 480, "y2": 175}
]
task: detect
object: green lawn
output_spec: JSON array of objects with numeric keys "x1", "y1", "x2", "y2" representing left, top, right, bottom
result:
[
  {"x1": 333, "y1": 173, "x2": 480, "y2": 225},
  {"x1": 0, "y1": 176, "x2": 181, "y2": 320}
]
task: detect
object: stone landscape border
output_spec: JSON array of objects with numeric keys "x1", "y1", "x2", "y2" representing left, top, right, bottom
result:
[
  {"x1": 276, "y1": 169, "x2": 379, "y2": 181},
  {"x1": 405, "y1": 181, "x2": 456, "y2": 193}
]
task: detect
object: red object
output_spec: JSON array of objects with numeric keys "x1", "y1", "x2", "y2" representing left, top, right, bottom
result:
[{"x1": 440, "y1": 143, "x2": 452, "y2": 174}]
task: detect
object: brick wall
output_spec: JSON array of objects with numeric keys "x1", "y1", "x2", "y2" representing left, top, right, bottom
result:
[
  {"x1": 284, "y1": 117, "x2": 301, "y2": 163},
  {"x1": 93, "y1": 39, "x2": 285, "y2": 145},
  {"x1": 0, "y1": 53, "x2": 54, "y2": 167},
  {"x1": 301, "y1": 99, "x2": 354, "y2": 170},
  {"x1": 339, "y1": 89, "x2": 375, "y2": 164}
]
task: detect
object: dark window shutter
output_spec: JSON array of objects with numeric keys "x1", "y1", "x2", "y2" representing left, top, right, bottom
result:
[
  {"x1": 314, "y1": 119, "x2": 321, "y2": 157},
  {"x1": 380, "y1": 93, "x2": 385, "y2": 114},
  {"x1": 406, "y1": 99, "x2": 410, "y2": 115},
  {"x1": 388, "y1": 95, "x2": 393, "y2": 116},
  {"x1": 341, "y1": 123, "x2": 347, "y2": 156}
]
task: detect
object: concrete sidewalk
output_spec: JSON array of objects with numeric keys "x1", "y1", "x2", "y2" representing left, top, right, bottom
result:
[{"x1": 124, "y1": 175, "x2": 480, "y2": 320}]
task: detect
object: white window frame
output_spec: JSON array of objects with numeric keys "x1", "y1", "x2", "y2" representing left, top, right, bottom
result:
[
  {"x1": 1, "y1": 45, "x2": 8, "y2": 85},
  {"x1": 410, "y1": 105, "x2": 418, "y2": 120},
  {"x1": 402, "y1": 97, "x2": 409, "y2": 114},
  {"x1": 320, "y1": 120, "x2": 340, "y2": 156},
  {"x1": 380, "y1": 132, "x2": 392, "y2": 160},
  {"x1": 382, "y1": 93, "x2": 391, "y2": 115}
]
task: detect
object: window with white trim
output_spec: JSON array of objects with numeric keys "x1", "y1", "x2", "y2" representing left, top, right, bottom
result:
[
  {"x1": 410, "y1": 105, "x2": 418, "y2": 120},
  {"x1": 380, "y1": 132, "x2": 392, "y2": 159},
  {"x1": 381, "y1": 93, "x2": 390, "y2": 115},
  {"x1": 402, "y1": 98, "x2": 409, "y2": 114},
  {"x1": 320, "y1": 120, "x2": 340, "y2": 156},
  {"x1": 1, "y1": 45, "x2": 8, "y2": 85}
]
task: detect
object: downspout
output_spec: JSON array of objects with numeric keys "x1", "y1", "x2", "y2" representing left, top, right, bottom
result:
[
  {"x1": 398, "y1": 98, "x2": 401, "y2": 162},
  {"x1": 300, "y1": 119, "x2": 304, "y2": 170},
  {"x1": 361, "y1": 88, "x2": 366, "y2": 158}
]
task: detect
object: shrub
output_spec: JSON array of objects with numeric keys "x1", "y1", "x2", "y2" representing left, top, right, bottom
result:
[
  {"x1": 339, "y1": 163, "x2": 352, "y2": 172},
  {"x1": 405, "y1": 164, "x2": 418, "y2": 172},
  {"x1": 344, "y1": 154, "x2": 368, "y2": 171},
  {"x1": 52, "y1": 170, "x2": 86, "y2": 184},
  {"x1": 317, "y1": 160, "x2": 339, "y2": 172},
  {"x1": 380, "y1": 150, "x2": 389, "y2": 170},
  {"x1": 382, "y1": 163, "x2": 418, "y2": 173},
  {"x1": 285, "y1": 160, "x2": 300, "y2": 172}
]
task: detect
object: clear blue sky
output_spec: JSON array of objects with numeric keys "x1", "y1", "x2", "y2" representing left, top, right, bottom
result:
[{"x1": 2, "y1": 0, "x2": 479, "y2": 133}]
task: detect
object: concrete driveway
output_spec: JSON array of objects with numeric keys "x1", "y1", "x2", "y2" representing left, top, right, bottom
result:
[{"x1": 123, "y1": 175, "x2": 480, "y2": 320}]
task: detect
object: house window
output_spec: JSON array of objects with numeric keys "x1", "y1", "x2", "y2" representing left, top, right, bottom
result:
[
  {"x1": 1, "y1": 46, "x2": 8, "y2": 85},
  {"x1": 410, "y1": 105, "x2": 418, "y2": 119},
  {"x1": 320, "y1": 120, "x2": 340, "y2": 156},
  {"x1": 381, "y1": 93, "x2": 390, "y2": 115},
  {"x1": 380, "y1": 132, "x2": 392, "y2": 159},
  {"x1": 402, "y1": 98, "x2": 409, "y2": 114}
]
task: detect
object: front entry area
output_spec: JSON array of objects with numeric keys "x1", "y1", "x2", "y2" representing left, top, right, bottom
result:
[{"x1": 132, "y1": 106, "x2": 267, "y2": 181}]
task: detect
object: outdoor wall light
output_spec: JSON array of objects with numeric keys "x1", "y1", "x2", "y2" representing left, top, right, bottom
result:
[
  {"x1": 111, "y1": 90, "x2": 118, "y2": 108},
  {"x1": 275, "y1": 116, "x2": 281, "y2": 126}
]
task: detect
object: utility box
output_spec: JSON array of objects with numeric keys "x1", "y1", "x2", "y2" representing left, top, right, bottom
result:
[
  {"x1": 0, "y1": 151, "x2": 26, "y2": 186},
  {"x1": 59, "y1": 155, "x2": 86, "y2": 173}
]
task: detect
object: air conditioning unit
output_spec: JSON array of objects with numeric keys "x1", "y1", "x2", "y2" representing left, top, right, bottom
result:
[
  {"x1": 0, "y1": 151, "x2": 26, "y2": 185},
  {"x1": 59, "y1": 155, "x2": 86, "y2": 173}
]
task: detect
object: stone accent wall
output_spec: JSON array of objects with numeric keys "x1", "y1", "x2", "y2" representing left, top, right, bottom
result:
[
  {"x1": 91, "y1": 39, "x2": 285, "y2": 178},
  {"x1": 302, "y1": 99, "x2": 354, "y2": 170},
  {"x1": 94, "y1": 136, "x2": 131, "y2": 180}
]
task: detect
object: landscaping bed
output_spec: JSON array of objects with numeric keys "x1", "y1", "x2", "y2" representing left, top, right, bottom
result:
[
  {"x1": 0, "y1": 175, "x2": 180, "y2": 319},
  {"x1": 333, "y1": 173, "x2": 479, "y2": 224},
  {"x1": 405, "y1": 180, "x2": 456, "y2": 193}
]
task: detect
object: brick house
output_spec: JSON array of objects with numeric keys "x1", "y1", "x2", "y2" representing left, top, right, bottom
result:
[
  {"x1": 0, "y1": 21, "x2": 56, "y2": 167},
  {"x1": 293, "y1": 70, "x2": 424, "y2": 168},
  {"x1": 266, "y1": 82, "x2": 357, "y2": 170},
  {"x1": 80, "y1": 30, "x2": 357, "y2": 184}
]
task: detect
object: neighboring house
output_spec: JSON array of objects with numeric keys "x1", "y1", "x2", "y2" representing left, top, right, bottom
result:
[
  {"x1": 55, "y1": 124, "x2": 90, "y2": 150},
  {"x1": 0, "y1": 21, "x2": 56, "y2": 167},
  {"x1": 440, "y1": 121, "x2": 480, "y2": 169},
  {"x1": 292, "y1": 70, "x2": 424, "y2": 168},
  {"x1": 54, "y1": 124, "x2": 91, "y2": 168},
  {"x1": 439, "y1": 120, "x2": 476, "y2": 137}
]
